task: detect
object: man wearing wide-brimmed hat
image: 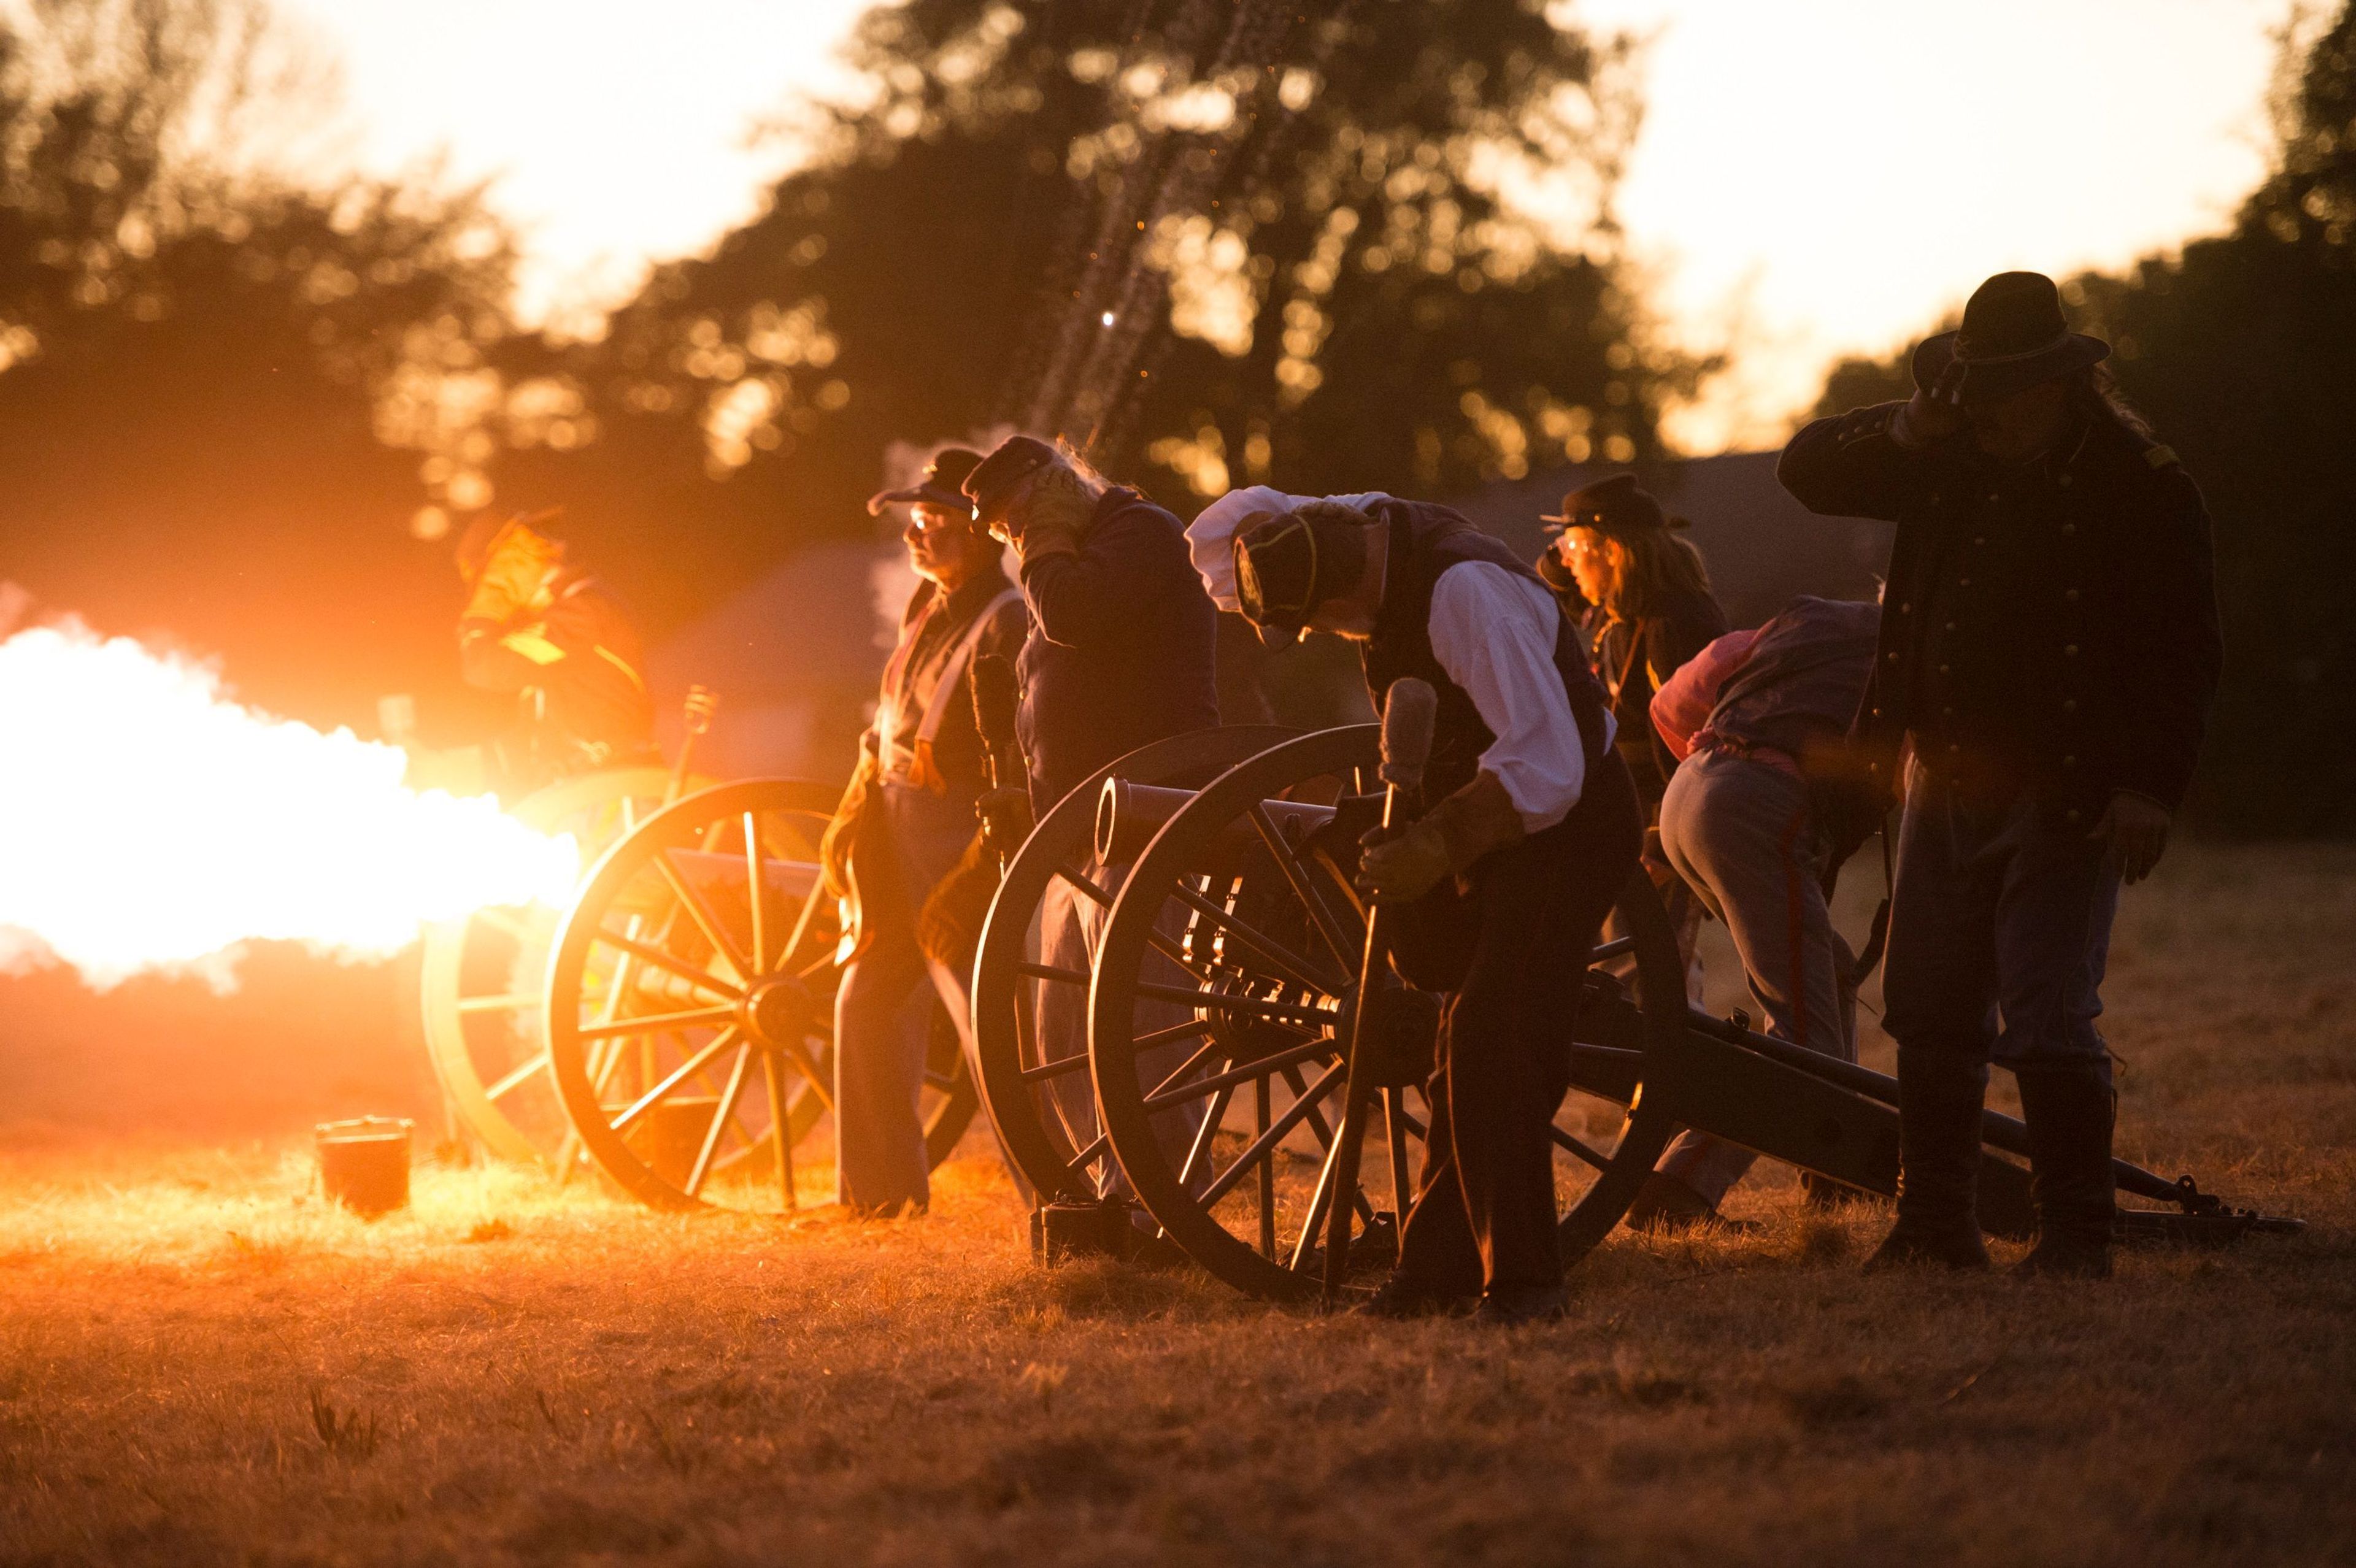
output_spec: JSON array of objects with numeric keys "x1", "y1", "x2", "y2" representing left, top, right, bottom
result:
[
  {"x1": 818, "y1": 447, "x2": 1028, "y2": 1216},
  {"x1": 1780, "y1": 271, "x2": 2223, "y2": 1279}
]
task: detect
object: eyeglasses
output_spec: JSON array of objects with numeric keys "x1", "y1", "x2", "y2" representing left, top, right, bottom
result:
[
  {"x1": 907, "y1": 506, "x2": 976, "y2": 536},
  {"x1": 1561, "y1": 539, "x2": 1609, "y2": 561}
]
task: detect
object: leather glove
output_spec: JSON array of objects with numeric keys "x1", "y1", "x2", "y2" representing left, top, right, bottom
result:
[
  {"x1": 1011, "y1": 517, "x2": 1080, "y2": 569},
  {"x1": 1356, "y1": 771, "x2": 1526, "y2": 904},
  {"x1": 462, "y1": 525, "x2": 561, "y2": 625}
]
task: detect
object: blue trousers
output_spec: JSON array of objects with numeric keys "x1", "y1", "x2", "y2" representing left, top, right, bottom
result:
[
  {"x1": 833, "y1": 782, "x2": 978, "y2": 1215},
  {"x1": 1655, "y1": 750, "x2": 1856, "y2": 1206},
  {"x1": 1882, "y1": 763, "x2": 2120, "y2": 1072}
]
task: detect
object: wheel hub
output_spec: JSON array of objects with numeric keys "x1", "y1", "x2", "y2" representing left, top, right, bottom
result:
[{"x1": 741, "y1": 977, "x2": 812, "y2": 1048}]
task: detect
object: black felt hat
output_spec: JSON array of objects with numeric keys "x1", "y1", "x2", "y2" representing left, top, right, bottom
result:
[
  {"x1": 866, "y1": 447, "x2": 985, "y2": 517},
  {"x1": 961, "y1": 436, "x2": 1063, "y2": 524},
  {"x1": 1913, "y1": 271, "x2": 2110, "y2": 406},
  {"x1": 1539, "y1": 472, "x2": 1680, "y2": 537}
]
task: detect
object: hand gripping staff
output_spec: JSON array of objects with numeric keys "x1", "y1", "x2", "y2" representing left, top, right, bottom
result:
[
  {"x1": 1322, "y1": 677, "x2": 1437, "y2": 1308},
  {"x1": 969, "y1": 653, "x2": 1033, "y2": 867}
]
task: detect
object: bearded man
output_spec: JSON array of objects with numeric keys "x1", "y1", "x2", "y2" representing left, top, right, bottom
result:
[{"x1": 1779, "y1": 271, "x2": 2222, "y2": 1278}]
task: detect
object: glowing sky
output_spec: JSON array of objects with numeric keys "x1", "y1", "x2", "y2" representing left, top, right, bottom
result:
[{"x1": 282, "y1": 0, "x2": 2284, "y2": 451}]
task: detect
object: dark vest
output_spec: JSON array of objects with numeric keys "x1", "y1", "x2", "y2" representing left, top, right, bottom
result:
[{"x1": 1360, "y1": 499, "x2": 1609, "y2": 806}]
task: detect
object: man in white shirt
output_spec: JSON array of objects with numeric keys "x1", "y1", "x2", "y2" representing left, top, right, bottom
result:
[{"x1": 1191, "y1": 490, "x2": 1642, "y2": 1324}]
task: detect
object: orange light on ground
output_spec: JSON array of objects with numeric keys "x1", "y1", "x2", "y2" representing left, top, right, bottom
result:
[{"x1": 0, "y1": 621, "x2": 579, "y2": 990}]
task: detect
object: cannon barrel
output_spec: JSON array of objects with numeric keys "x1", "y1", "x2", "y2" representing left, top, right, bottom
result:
[{"x1": 1094, "y1": 778, "x2": 1347, "y2": 866}]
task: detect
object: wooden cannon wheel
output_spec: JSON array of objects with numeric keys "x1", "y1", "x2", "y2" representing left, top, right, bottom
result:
[
  {"x1": 969, "y1": 726, "x2": 1296, "y2": 1205},
  {"x1": 419, "y1": 766, "x2": 712, "y2": 1167},
  {"x1": 545, "y1": 778, "x2": 976, "y2": 1212},
  {"x1": 1086, "y1": 726, "x2": 1688, "y2": 1302}
]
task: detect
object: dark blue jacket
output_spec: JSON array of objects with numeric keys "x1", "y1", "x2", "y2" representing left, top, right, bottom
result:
[
  {"x1": 1778, "y1": 402, "x2": 2220, "y2": 821},
  {"x1": 1015, "y1": 486, "x2": 1220, "y2": 812}
]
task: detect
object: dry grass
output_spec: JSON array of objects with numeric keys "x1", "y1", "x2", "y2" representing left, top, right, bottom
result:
[{"x1": 1, "y1": 842, "x2": 2352, "y2": 1567}]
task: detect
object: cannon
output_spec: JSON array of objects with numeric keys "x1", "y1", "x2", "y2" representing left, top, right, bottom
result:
[
  {"x1": 412, "y1": 693, "x2": 977, "y2": 1209},
  {"x1": 533, "y1": 777, "x2": 977, "y2": 1211},
  {"x1": 972, "y1": 724, "x2": 2301, "y2": 1300},
  {"x1": 418, "y1": 764, "x2": 712, "y2": 1169}
]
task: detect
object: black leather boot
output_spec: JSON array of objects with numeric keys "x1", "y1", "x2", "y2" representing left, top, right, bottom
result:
[
  {"x1": 1865, "y1": 1048, "x2": 1993, "y2": 1272},
  {"x1": 2012, "y1": 1059, "x2": 2117, "y2": 1280}
]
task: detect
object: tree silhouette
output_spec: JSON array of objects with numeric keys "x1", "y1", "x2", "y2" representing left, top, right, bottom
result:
[{"x1": 502, "y1": 0, "x2": 1690, "y2": 641}]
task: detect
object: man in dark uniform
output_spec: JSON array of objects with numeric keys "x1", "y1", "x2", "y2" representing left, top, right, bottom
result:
[
  {"x1": 454, "y1": 509, "x2": 655, "y2": 794},
  {"x1": 960, "y1": 436, "x2": 1220, "y2": 813},
  {"x1": 819, "y1": 448, "x2": 1028, "y2": 1216},
  {"x1": 1779, "y1": 271, "x2": 2222, "y2": 1278},
  {"x1": 960, "y1": 436, "x2": 1222, "y2": 1204},
  {"x1": 1211, "y1": 495, "x2": 1642, "y2": 1324}
]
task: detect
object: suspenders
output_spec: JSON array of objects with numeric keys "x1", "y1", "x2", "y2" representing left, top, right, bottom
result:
[{"x1": 877, "y1": 586, "x2": 1022, "y2": 792}]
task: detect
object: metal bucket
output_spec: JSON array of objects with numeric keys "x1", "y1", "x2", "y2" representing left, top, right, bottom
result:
[{"x1": 316, "y1": 1117, "x2": 413, "y2": 1217}]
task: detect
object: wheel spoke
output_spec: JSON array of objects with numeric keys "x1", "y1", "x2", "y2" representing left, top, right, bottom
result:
[
  {"x1": 1017, "y1": 962, "x2": 1092, "y2": 986},
  {"x1": 764, "y1": 1051, "x2": 797, "y2": 1212},
  {"x1": 482, "y1": 1051, "x2": 551, "y2": 1102},
  {"x1": 576, "y1": 1004, "x2": 737, "y2": 1042},
  {"x1": 1246, "y1": 804, "x2": 1358, "y2": 964},
  {"x1": 1550, "y1": 1124, "x2": 1613, "y2": 1172},
  {"x1": 1162, "y1": 880, "x2": 1345, "y2": 995},
  {"x1": 1176, "y1": 1081, "x2": 1236, "y2": 1191},
  {"x1": 652, "y1": 848, "x2": 753, "y2": 982},
  {"x1": 1018, "y1": 1052, "x2": 1090, "y2": 1084},
  {"x1": 1064, "y1": 1132, "x2": 1110, "y2": 1173},
  {"x1": 1131, "y1": 982, "x2": 1330, "y2": 1029},
  {"x1": 593, "y1": 928, "x2": 745, "y2": 999},
  {"x1": 1197, "y1": 1057, "x2": 1347, "y2": 1209},
  {"x1": 1142, "y1": 1037, "x2": 1325, "y2": 1111},
  {"x1": 607, "y1": 1028, "x2": 741, "y2": 1133},
  {"x1": 686, "y1": 1046, "x2": 754, "y2": 1197},
  {"x1": 1142, "y1": 1035, "x2": 1230, "y2": 1102},
  {"x1": 779, "y1": 1036, "x2": 836, "y2": 1112},
  {"x1": 742, "y1": 813, "x2": 769, "y2": 974},
  {"x1": 1054, "y1": 863, "x2": 1113, "y2": 907}
]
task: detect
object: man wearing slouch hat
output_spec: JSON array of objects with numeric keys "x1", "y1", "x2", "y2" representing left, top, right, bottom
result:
[
  {"x1": 1189, "y1": 489, "x2": 1642, "y2": 1325},
  {"x1": 1779, "y1": 271, "x2": 2222, "y2": 1279}
]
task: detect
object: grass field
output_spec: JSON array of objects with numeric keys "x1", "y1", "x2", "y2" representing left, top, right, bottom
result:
[{"x1": 1, "y1": 842, "x2": 2351, "y2": 1567}]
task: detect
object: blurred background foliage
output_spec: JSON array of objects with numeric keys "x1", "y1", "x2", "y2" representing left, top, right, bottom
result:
[
  {"x1": 1810, "y1": 4, "x2": 2355, "y2": 834},
  {"x1": 0, "y1": 0, "x2": 2344, "y2": 832}
]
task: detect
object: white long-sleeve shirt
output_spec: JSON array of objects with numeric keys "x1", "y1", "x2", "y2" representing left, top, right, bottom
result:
[
  {"x1": 1185, "y1": 486, "x2": 1608, "y2": 832},
  {"x1": 1428, "y1": 561, "x2": 1612, "y2": 834}
]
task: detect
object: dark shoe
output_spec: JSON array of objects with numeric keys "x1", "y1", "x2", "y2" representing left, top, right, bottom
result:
[
  {"x1": 1624, "y1": 1172, "x2": 1762, "y2": 1236},
  {"x1": 1863, "y1": 1047, "x2": 1992, "y2": 1273},
  {"x1": 2012, "y1": 1060, "x2": 2117, "y2": 1280},
  {"x1": 1864, "y1": 1218, "x2": 1992, "y2": 1271},
  {"x1": 1471, "y1": 1283, "x2": 1568, "y2": 1327},
  {"x1": 1352, "y1": 1270, "x2": 1476, "y2": 1320}
]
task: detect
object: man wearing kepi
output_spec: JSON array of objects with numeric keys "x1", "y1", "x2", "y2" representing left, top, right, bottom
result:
[
  {"x1": 1780, "y1": 271, "x2": 2222, "y2": 1278},
  {"x1": 1190, "y1": 491, "x2": 1642, "y2": 1324},
  {"x1": 820, "y1": 447, "x2": 1028, "y2": 1216},
  {"x1": 962, "y1": 437, "x2": 1222, "y2": 1197}
]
